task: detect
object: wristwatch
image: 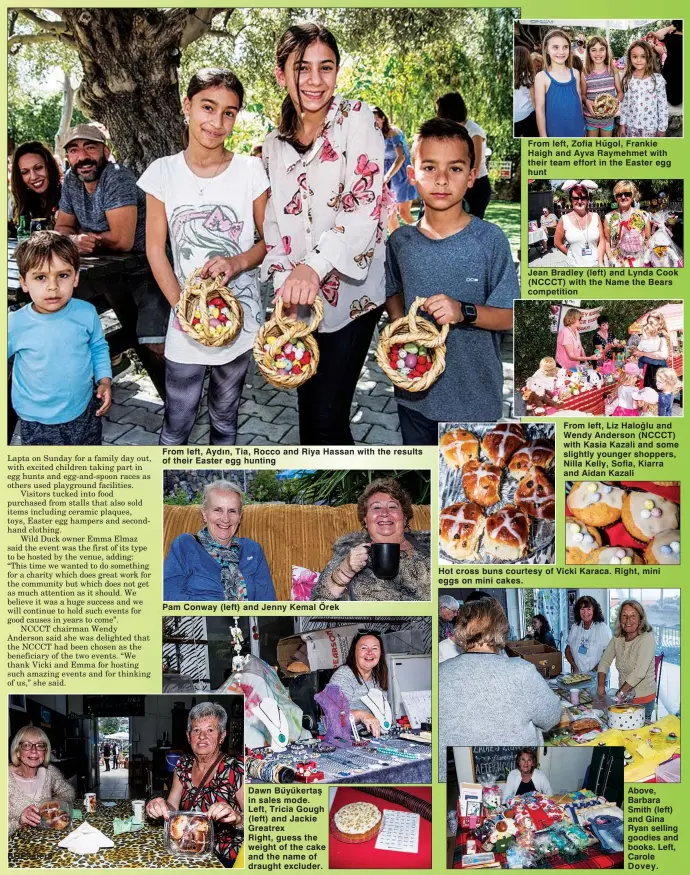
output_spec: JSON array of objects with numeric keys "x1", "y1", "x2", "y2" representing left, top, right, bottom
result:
[{"x1": 459, "y1": 302, "x2": 478, "y2": 324}]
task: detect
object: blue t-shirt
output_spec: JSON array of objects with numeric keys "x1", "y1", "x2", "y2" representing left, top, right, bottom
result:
[
  {"x1": 59, "y1": 161, "x2": 146, "y2": 251},
  {"x1": 8, "y1": 299, "x2": 112, "y2": 424},
  {"x1": 385, "y1": 218, "x2": 519, "y2": 421}
]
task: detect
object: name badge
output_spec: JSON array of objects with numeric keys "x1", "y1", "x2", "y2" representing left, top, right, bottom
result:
[
  {"x1": 581, "y1": 247, "x2": 592, "y2": 256},
  {"x1": 578, "y1": 643, "x2": 588, "y2": 655}
]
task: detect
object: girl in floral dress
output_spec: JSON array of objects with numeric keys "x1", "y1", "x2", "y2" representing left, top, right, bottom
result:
[
  {"x1": 619, "y1": 41, "x2": 668, "y2": 137},
  {"x1": 261, "y1": 23, "x2": 385, "y2": 445}
]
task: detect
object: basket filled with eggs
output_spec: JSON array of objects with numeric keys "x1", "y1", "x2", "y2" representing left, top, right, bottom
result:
[
  {"x1": 177, "y1": 268, "x2": 243, "y2": 347},
  {"x1": 565, "y1": 480, "x2": 680, "y2": 566},
  {"x1": 376, "y1": 297, "x2": 449, "y2": 392},
  {"x1": 253, "y1": 295, "x2": 323, "y2": 389},
  {"x1": 438, "y1": 422, "x2": 556, "y2": 565},
  {"x1": 591, "y1": 93, "x2": 618, "y2": 118}
]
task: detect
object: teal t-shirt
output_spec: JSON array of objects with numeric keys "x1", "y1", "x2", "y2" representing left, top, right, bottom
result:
[{"x1": 385, "y1": 218, "x2": 519, "y2": 422}]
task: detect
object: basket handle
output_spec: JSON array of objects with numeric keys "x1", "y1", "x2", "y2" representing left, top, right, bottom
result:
[
  {"x1": 407, "y1": 296, "x2": 449, "y2": 348},
  {"x1": 273, "y1": 294, "x2": 324, "y2": 338}
]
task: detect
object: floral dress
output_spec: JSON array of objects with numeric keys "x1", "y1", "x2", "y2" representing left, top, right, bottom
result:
[
  {"x1": 261, "y1": 95, "x2": 386, "y2": 332},
  {"x1": 619, "y1": 74, "x2": 668, "y2": 136},
  {"x1": 605, "y1": 208, "x2": 648, "y2": 266},
  {"x1": 174, "y1": 754, "x2": 244, "y2": 863}
]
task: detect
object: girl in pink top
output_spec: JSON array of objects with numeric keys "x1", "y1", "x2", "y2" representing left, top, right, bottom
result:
[{"x1": 555, "y1": 308, "x2": 602, "y2": 368}]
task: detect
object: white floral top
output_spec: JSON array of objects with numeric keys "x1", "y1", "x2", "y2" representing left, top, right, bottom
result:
[
  {"x1": 260, "y1": 95, "x2": 386, "y2": 333},
  {"x1": 620, "y1": 74, "x2": 668, "y2": 134}
]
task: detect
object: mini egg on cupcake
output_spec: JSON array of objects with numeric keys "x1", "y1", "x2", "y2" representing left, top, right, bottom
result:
[{"x1": 566, "y1": 521, "x2": 602, "y2": 564}]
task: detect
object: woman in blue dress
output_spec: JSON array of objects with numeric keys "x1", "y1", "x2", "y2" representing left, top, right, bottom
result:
[{"x1": 372, "y1": 107, "x2": 417, "y2": 232}]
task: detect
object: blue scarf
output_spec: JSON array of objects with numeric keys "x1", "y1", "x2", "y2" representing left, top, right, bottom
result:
[{"x1": 196, "y1": 527, "x2": 248, "y2": 601}]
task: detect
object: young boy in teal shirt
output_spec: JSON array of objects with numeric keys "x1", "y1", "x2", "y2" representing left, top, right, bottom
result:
[
  {"x1": 9, "y1": 231, "x2": 112, "y2": 445},
  {"x1": 385, "y1": 118, "x2": 519, "y2": 445}
]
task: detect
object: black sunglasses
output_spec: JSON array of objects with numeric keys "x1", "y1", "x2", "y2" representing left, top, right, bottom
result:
[{"x1": 616, "y1": 191, "x2": 633, "y2": 198}]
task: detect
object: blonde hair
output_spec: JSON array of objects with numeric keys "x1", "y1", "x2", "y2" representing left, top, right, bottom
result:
[
  {"x1": 613, "y1": 599, "x2": 653, "y2": 637},
  {"x1": 643, "y1": 313, "x2": 669, "y2": 339},
  {"x1": 619, "y1": 371, "x2": 640, "y2": 387},
  {"x1": 563, "y1": 308, "x2": 582, "y2": 327},
  {"x1": 543, "y1": 29, "x2": 573, "y2": 70},
  {"x1": 640, "y1": 400, "x2": 659, "y2": 415},
  {"x1": 613, "y1": 180, "x2": 640, "y2": 201},
  {"x1": 452, "y1": 598, "x2": 509, "y2": 652},
  {"x1": 540, "y1": 356, "x2": 558, "y2": 375},
  {"x1": 656, "y1": 367, "x2": 680, "y2": 394},
  {"x1": 585, "y1": 36, "x2": 613, "y2": 75},
  {"x1": 10, "y1": 726, "x2": 51, "y2": 767}
]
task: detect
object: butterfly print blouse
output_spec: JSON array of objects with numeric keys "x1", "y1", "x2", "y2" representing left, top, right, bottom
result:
[{"x1": 260, "y1": 95, "x2": 386, "y2": 333}]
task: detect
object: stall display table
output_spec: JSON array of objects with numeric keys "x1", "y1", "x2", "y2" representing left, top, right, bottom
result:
[
  {"x1": 452, "y1": 825, "x2": 624, "y2": 869},
  {"x1": 7, "y1": 800, "x2": 223, "y2": 868},
  {"x1": 329, "y1": 786, "x2": 431, "y2": 869},
  {"x1": 248, "y1": 732, "x2": 432, "y2": 785},
  {"x1": 530, "y1": 354, "x2": 683, "y2": 416}
]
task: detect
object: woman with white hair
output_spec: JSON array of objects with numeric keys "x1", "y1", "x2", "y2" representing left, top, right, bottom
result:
[
  {"x1": 8, "y1": 726, "x2": 75, "y2": 835},
  {"x1": 597, "y1": 599, "x2": 657, "y2": 720},
  {"x1": 147, "y1": 702, "x2": 244, "y2": 865},
  {"x1": 164, "y1": 480, "x2": 275, "y2": 600},
  {"x1": 439, "y1": 595, "x2": 459, "y2": 641}
]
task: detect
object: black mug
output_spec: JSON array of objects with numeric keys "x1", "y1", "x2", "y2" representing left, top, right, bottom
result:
[{"x1": 370, "y1": 542, "x2": 400, "y2": 580}]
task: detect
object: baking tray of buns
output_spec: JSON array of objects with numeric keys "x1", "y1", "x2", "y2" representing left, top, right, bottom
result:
[{"x1": 439, "y1": 422, "x2": 556, "y2": 565}]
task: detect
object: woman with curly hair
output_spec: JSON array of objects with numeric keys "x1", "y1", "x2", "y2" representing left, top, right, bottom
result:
[
  {"x1": 565, "y1": 595, "x2": 611, "y2": 673},
  {"x1": 310, "y1": 478, "x2": 430, "y2": 601}
]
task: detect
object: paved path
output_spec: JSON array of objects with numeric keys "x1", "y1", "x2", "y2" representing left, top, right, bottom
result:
[
  {"x1": 95, "y1": 333, "x2": 514, "y2": 445},
  {"x1": 10, "y1": 334, "x2": 514, "y2": 447}
]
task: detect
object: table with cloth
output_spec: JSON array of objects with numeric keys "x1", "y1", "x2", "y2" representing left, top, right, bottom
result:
[
  {"x1": 7, "y1": 800, "x2": 223, "y2": 868},
  {"x1": 247, "y1": 732, "x2": 432, "y2": 785}
]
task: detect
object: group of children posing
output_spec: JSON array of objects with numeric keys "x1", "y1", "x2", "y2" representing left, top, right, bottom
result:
[
  {"x1": 515, "y1": 29, "x2": 669, "y2": 138},
  {"x1": 9, "y1": 22, "x2": 518, "y2": 448}
]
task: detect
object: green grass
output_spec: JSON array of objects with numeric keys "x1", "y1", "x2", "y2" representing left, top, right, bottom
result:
[{"x1": 484, "y1": 201, "x2": 520, "y2": 255}]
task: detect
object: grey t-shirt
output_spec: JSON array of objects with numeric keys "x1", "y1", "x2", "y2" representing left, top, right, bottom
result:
[
  {"x1": 59, "y1": 161, "x2": 146, "y2": 252},
  {"x1": 385, "y1": 219, "x2": 518, "y2": 421},
  {"x1": 329, "y1": 665, "x2": 383, "y2": 718}
]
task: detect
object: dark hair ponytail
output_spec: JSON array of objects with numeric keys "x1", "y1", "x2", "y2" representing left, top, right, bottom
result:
[
  {"x1": 182, "y1": 68, "x2": 245, "y2": 148},
  {"x1": 276, "y1": 22, "x2": 340, "y2": 140}
]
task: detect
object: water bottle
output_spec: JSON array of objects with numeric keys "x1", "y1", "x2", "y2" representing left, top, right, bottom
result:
[{"x1": 16, "y1": 215, "x2": 30, "y2": 240}]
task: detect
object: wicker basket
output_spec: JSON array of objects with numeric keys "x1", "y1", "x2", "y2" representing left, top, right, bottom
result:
[
  {"x1": 590, "y1": 93, "x2": 618, "y2": 118},
  {"x1": 253, "y1": 296, "x2": 324, "y2": 389},
  {"x1": 376, "y1": 296, "x2": 449, "y2": 392},
  {"x1": 177, "y1": 268, "x2": 243, "y2": 347}
]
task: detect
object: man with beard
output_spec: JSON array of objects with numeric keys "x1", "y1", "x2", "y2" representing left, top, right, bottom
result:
[{"x1": 54, "y1": 124, "x2": 168, "y2": 365}]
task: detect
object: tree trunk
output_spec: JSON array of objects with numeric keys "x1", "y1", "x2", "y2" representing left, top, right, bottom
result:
[
  {"x1": 59, "y1": 9, "x2": 201, "y2": 174},
  {"x1": 55, "y1": 70, "x2": 75, "y2": 163}
]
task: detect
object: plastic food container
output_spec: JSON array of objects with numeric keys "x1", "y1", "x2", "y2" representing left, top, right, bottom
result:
[
  {"x1": 655, "y1": 759, "x2": 680, "y2": 783},
  {"x1": 39, "y1": 799, "x2": 72, "y2": 830},
  {"x1": 164, "y1": 811, "x2": 214, "y2": 856}
]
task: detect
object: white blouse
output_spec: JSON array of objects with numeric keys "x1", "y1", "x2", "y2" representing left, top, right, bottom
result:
[
  {"x1": 567, "y1": 621, "x2": 612, "y2": 672},
  {"x1": 261, "y1": 95, "x2": 386, "y2": 333}
]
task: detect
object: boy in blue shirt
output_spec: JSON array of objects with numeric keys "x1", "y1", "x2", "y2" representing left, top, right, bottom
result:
[
  {"x1": 9, "y1": 231, "x2": 112, "y2": 445},
  {"x1": 385, "y1": 118, "x2": 519, "y2": 445}
]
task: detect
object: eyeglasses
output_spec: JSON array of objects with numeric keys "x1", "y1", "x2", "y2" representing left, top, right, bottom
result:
[
  {"x1": 571, "y1": 196, "x2": 588, "y2": 202},
  {"x1": 20, "y1": 742, "x2": 48, "y2": 751},
  {"x1": 616, "y1": 192, "x2": 632, "y2": 198}
]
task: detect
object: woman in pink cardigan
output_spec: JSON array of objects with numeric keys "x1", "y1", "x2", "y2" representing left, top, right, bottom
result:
[{"x1": 555, "y1": 308, "x2": 602, "y2": 368}]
